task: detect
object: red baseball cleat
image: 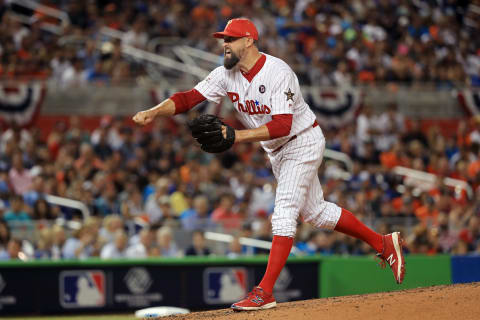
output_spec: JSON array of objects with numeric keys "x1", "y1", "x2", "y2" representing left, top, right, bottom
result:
[
  {"x1": 231, "y1": 286, "x2": 277, "y2": 311},
  {"x1": 377, "y1": 232, "x2": 406, "y2": 284}
]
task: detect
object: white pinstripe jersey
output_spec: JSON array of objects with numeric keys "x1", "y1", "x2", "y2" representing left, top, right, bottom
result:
[{"x1": 194, "y1": 53, "x2": 317, "y2": 153}]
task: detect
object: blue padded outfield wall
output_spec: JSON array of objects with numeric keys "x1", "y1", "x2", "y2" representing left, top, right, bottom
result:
[{"x1": 451, "y1": 256, "x2": 480, "y2": 284}]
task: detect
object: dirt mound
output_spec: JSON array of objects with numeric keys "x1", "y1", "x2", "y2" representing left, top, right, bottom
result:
[{"x1": 164, "y1": 282, "x2": 480, "y2": 320}]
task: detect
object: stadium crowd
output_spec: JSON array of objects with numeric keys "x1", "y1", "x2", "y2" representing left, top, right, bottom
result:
[
  {"x1": 0, "y1": 0, "x2": 479, "y2": 261},
  {"x1": 0, "y1": 0, "x2": 479, "y2": 87},
  {"x1": 0, "y1": 104, "x2": 479, "y2": 260}
]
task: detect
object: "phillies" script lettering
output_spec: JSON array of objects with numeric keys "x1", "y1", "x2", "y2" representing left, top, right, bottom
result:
[{"x1": 227, "y1": 92, "x2": 271, "y2": 115}]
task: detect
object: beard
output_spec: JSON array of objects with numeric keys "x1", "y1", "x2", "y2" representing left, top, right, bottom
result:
[{"x1": 224, "y1": 51, "x2": 240, "y2": 70}]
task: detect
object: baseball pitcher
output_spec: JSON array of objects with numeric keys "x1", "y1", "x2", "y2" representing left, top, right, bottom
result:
[{"x1": 133, "y1": 18, "x2": 405, "y2": 311}]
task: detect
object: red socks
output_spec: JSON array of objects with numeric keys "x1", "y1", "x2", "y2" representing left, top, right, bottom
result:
[
  {"x1": 334, "y1": 208, "x2": 383, "y2": 253},
  {"x1": 258, "y1": 235, "x2": 293, "y2": 294},
  {"x1": 259, "y1": 209, "x2": 382, "y2": 294}
]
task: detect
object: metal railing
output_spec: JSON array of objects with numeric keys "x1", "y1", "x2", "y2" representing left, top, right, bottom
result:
[
  {"x1": 8, "y1": 0, "x2": 70, "y2": 34},
  {"x1": 99, "y1": 27, "x2": 211, "y2": 80},
  {"x1": 44, "y1": 194, "x2": 90, "y2": 221},
  {"x1": 175, "y1": 45, "x2": 222, "y2": 65},
  {"x1": 393, "y1": 166, "x2": 473, "y2": 198},
  {"x1": 205, "y1": 231, "x2": 300, "y2": 255},
  {"x1": 323, "y1": 149, "x2": 353, "y2": 180}
]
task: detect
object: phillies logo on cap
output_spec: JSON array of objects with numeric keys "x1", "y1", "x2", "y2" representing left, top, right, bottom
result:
[{"x1": 213, "y1": 18, "x2": 259, "y2": 40}]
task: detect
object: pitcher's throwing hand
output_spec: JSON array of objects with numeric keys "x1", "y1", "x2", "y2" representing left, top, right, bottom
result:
[{"x1": 132, "y1": 110, "x2": 155, "y2": 125}]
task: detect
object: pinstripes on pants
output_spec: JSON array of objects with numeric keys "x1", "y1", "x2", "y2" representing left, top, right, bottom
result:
[{"x1": 268, "y1": 125, "x2": 342, "y2": 237}]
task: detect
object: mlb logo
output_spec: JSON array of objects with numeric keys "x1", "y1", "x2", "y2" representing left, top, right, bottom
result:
[
  {"x1": 60, "y1": 270, "x2": 106, "y2": 308},
  {"x1": 203, "y1": 267, "x2": 248, "y2": 304}
]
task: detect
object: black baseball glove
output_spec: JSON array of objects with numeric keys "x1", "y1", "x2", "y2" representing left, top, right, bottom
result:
[{"x1": 187, "y1": 114, "x2": 235, "y2": 153}]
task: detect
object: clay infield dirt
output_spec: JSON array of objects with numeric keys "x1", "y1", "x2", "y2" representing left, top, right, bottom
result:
[{"x1": 163, "y1": 282, "x2": 480, "y2": 320}]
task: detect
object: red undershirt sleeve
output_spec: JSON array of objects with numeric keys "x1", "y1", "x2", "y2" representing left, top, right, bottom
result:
[
  {"x1": 169, "y1": 89, "x2": 206, "y2": 114},
  {"x1": 265, "y1": 114, "x2": 293, "y2": 139}
]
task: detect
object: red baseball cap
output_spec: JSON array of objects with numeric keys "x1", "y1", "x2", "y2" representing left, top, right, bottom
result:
[{"x1": 213, "y1": 18, "x2": 259, "y2": 40}]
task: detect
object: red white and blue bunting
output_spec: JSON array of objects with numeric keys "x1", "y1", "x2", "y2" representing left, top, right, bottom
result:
[
  {"x1": 303, "y1": 87, "x2": 363, "y2": 128},
  {"x1": 0, "y1": 83, "x2": 46, "y2": 127}
]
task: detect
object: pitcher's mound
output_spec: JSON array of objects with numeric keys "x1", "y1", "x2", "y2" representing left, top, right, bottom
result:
[{"x1": 163, "y1": 282, "x2": 480, "y2": 320}]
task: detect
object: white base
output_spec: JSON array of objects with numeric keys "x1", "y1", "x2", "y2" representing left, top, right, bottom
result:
[{"x1": 135, "y1": 306, "x2": 190, "y2": 318}]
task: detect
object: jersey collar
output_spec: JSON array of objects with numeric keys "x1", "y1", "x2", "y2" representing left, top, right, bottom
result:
[{"x1": 241, "y1": 54, "x2": 266, "y2": 83}]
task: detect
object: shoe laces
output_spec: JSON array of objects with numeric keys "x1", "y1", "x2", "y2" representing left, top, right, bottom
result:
[
  {"x1": 375, "y1": 235, "x2": 387, "y2": 269},
  {"x1": 247, "y1": 287, "x2": 264, "y2": 299},
  {"x1": 375, "y1": 253, "x2": 386, "y2": 269}
]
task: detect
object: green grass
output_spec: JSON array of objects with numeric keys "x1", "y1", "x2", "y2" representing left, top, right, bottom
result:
[{"x1": 3, "y1": 315, "x2": 136, "y2": 320}]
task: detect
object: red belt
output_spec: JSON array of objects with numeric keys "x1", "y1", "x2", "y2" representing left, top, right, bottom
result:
[{"x1": 272, "y1": 120, "x2": 319, "y2": 153}]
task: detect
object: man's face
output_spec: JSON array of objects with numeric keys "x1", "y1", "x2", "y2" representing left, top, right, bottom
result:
[
  {"x1": 223, "y1": 36, "x2": 246, "y2": 70},
  {"x1": 7, "y1": 240, "x2": 20, "y2": 258}
]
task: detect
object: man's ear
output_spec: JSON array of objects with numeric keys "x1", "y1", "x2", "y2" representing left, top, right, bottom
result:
[{"x1": 245, "y1": 37, "x2": 254, "y2": 48}]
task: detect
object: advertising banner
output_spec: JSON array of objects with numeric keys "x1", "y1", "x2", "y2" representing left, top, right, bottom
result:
[{"x1": 0, "y1": 259, "x2": 318, "y2": 314}]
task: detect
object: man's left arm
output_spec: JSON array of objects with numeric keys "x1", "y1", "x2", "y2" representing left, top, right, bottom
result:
[{"x1": 230, "y1": 114, "x2": 293, "y2": 143}]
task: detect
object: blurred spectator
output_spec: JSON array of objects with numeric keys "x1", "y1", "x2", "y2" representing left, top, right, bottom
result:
[
  {"x1": 374, "y1": 104, "x2": 405, "y2": 152},
  {"x1": 3, "y1": 195, "x2": 31, "y2": 224},
  {"x1": 0, "y1": 238, "x2": 22, "y2": 260},
  {"x1": 297, "y1": 230, "x2": 322, "y2": 256},
  {"x1": 32, "y1": 199, "x2": 58, "y2": 220},
  {"x1": 170, "y1": 183, "x2": 189, "y2": 217},
  {"x1": 24, "y1": 176, "x2": 45, "y2": 208},
  {"x1": 211, "y1": 194, "x2": 241, "y2": 230},
  {"x1": 120, "y1": 188, "x2": 145, "y2": 219},
  {"x1": 356, "y1": 106, "x2": 377, "y2": 157},
  {"x1": 34, "y1": 228, "x2": 53, "y2": 259},
  {"x1": 94, "y1": 182, "x2": 120, "y2": 216},
  {"x1": 126, "y1": 228, "x2": 153, "y2": 258},
  {"x1": 100, "y1": 230, "x2": 128, "y2": 259},
  {"x1": 468, "y1": 116, "x2": 480, "y2": 146},
  {"x1": 459, "y1": 216, "x2": 480, "y2": 252},
  {"x1": 8, "y1": 151, "x2": 32, "y2": 195},
  {"x1": 74, "y1": 142, "x2": 104, "y2": 172},
  {"x1": 437, "y1": 212, "x2": 458, "y2": 253},
  {"x1": 51, "y1": 225, "x2": 66, "y2": 259},
  {"x1": 122, "y1": 15, "x2": 148, "y2": 49},
  {"x1": 61, "y1": 58, "x2": 87, "y2": 88},
  {"x1": 239, "y1": 222, "x2": 256, "y2": 256},
  {"x1": 99, "y1": 215, "x2": 124, "y2": 244},
  {"x1": 185, "y1": 230, "x2": 211, "y2": 256},
  {"x1": 154, "y1": 226, "x2": 180, "y2": 257},
  {"x1": 415, "y1": 194, "x2": 439, "y2": 226},
  {"x1": 145, "y1": 177, "x2": 170, "y2": 223},
  {"x1": 86, "y1": 60, "x2": 110, "y2": 84},
  {"x1": 62, "y1": 225, "x2": 96, "y2": 259},
  {"x1": 181, "y1": 195, "x2": 216, "y2": 231},
  {"x1": 226, "y1": 236, "x2": 243, "y2": 259},
  {"x1": 407, "y1": 224, "x2": 437, "y2": 255},
  {"x1": 0, "y1": 220, "x2": 11, "y2": 253}
]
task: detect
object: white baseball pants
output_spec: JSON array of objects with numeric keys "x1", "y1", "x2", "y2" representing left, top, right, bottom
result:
[{"x1": 267, "y1": 125, "x2": 342, "y2": 237}]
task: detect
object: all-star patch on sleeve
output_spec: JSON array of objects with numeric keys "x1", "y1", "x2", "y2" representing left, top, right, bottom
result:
[{"x1": 269, "y1": 70, "x2": 299, "y2": 115}]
